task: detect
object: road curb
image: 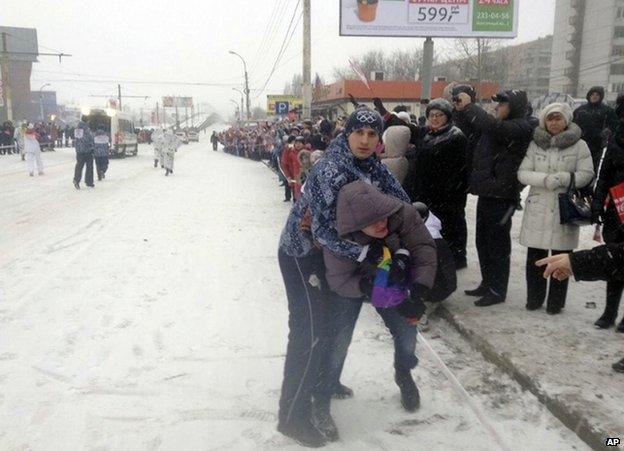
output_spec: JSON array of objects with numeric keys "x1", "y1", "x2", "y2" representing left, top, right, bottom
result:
[{"x1": 436, "y1": 303, "x2": 608, "y2": 451}]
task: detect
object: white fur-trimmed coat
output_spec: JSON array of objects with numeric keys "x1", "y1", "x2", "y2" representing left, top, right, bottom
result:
[{"x1": 517, "y1": 123, "x2": 594, "y2": 250}]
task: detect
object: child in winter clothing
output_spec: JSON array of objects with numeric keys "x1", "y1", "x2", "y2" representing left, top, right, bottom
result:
[
  {"x1": 380, "y1": 125, "x2": 410, "y2": 185},
  {"x1": 324, "y1": 180, "x2": 438, "y2": 322}
]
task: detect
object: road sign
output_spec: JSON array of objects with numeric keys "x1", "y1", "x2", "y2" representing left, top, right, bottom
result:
[{"x1": 275, "y1": 101, "x2": 290, "y2": 115}]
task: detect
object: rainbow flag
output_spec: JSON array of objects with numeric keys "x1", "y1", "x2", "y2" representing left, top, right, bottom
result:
[{"x1": 370, "y1": 246, "x2": 410, "y2": 309}]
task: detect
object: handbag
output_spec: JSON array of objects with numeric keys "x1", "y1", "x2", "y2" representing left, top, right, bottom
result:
[{"x1": 558, "y1": 172, "x2": 592, "y2": 226}]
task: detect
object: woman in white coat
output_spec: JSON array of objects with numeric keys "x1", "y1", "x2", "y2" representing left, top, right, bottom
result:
[
  {"x1": 518, "y1": 103, "x2": 594, "y2": 314},
  {"x1": 24, "y1": 124, "x2": 44, "y2": 177}
]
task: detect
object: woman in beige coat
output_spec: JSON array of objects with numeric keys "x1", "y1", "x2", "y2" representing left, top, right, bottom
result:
[{"x1": 518, "y1": 103, "x2": 594, "y2": 314}]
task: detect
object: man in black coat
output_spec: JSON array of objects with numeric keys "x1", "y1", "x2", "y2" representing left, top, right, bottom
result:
[
  {"x1": 453, "y1": 90, "x2": 533, "y2": 306},
  {"x1": 573, "y1": 86, "x2": 618, "y2": 171},
  {"x1": 592, "y1": 96, "x2": 624, "y2": 330},
  {"x1": 537, "y1": 243, "x2": 624, "y2": 372}
]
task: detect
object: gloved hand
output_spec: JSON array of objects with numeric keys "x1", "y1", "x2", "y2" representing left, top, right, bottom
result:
[
  {"x1": 364, "y1": 241, "x2": 384, "y2": 265},
  {"x1": 544, "y1": 174, "x2": 562, "y2": 190},
  {"x1": 554, "y1": 172, "x2": 571, "y2": 187},
  {"x1": 397, "y1": 283, "x2": 428, "y2": 320},
  {"x1": 388, "y1": 249, "x2": 411, "y2": 286},
  {"x1": 372, "y1": 97, "x2": 388, "y2": 116},
  {"x1": 348, "y1": 94, "x2": 360, "y2": 109},
  {"x1": 359, "y1": 276, "x2": 373, "y2": 298},
  {"x1": 591, "y1": 205, "x2": 604, "y2": 225}
]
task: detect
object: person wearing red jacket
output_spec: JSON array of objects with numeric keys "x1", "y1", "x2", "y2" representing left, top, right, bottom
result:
[{"x1": 281, "y1": 136, "x2": 305, "y2": 200}]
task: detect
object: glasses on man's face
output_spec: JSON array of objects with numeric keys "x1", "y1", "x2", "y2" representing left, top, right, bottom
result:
[{"x1": 428, "y1": 112, "x2": 446, "y2": 119}]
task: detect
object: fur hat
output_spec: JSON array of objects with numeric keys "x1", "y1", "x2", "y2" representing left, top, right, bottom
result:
[
  {"x1": 426, "y1": 98, "x2": 453, "y2": 120},
  {"x1": 344, "y1": 107, "x2": 384, "y2": 138},
  {"x1": 538, "y1": 103, "x2": 573, "y2": 130}
]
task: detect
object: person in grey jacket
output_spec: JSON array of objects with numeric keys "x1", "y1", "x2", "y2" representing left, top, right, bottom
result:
[
  {"x1": 317, "y1": 180, "x2": 437, "y2": 426},
  {"x1": 518, "y1": 103, "x2": 594, "y2": 314},
  {"x1": 73, "y1": 118, "x2": 95, "y2": 189}
]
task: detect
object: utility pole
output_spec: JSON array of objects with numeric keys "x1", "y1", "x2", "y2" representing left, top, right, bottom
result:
[
  {"x1": 302, "y1": 0, "x2": 312, "y2": 120},
  {"x1": 1, "y1": 32, "x2": 13, "y2": 122},
  {"x1": 419, "y1": 37, "x2": 434, "y2": 117},
  {"x1": 156, "y1": 101, "x2": 159, "y2": 125},
  {"x1": 117, "y1": 84, "x2": 122, "y2": 111}
]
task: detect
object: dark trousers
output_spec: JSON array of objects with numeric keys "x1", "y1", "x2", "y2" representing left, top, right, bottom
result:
[
  {"x1": 212, "y1": 142, "x2": 217, "y2": 151},
  {"x1": 526, "y1": 248, "x2": 571, "y2": 310},
  {"x1": 601, "y1": 215, "x2": 624, "y2": 319},
  {"x1": 74, "y1": 153, "x2": 94, "y2": 186},
  {"x1": 431, "y1": 199, "x2": 467, "y2": 265},
  {"x1": 284, "y1": 183, "x2": 292, "y2": 201},
  {"x1": 475, "y1": 197, "x2": 516, "y2": 299},
  {"x1": 313, "y1": 293, "x2": 418, "y2": 399},
  {"x1": 95, "y1": 156, "x2": 109, "y2": 177},
  {"x1": 278, "y1": 250, "x2": 328, "y2": 425}
]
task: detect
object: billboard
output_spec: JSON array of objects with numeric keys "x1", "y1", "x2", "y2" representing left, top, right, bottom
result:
[
  {"x1": 339, "y1": 0, "x2": 519, "y2": 38},
  {"x1": 162, "y1": 96, "x2": 193, "y2": 108},
  {"x1": 267, "y1": 95, "x2": 303, "y2": 115}
]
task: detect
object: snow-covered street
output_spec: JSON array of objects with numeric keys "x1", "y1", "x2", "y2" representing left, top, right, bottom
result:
[{"x1": 0, "y1": 129, "x2": 591, "y2": 450}]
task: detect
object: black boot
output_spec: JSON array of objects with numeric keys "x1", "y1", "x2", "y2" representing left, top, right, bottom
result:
[
  {"x1": 616, "y1": 318, "x2": 624, "y2": 333},
  {"x1": 395, "y1": 368, "x2": 420, "y2": 412},
  {"x1": 277, "y1": 418, "x2": 327, "y2": 448},
  {"x1": 311, "y1": 396, "x2": 339, "y2": 442},
  {"x1": 597, "y1": 282, "x2": 624, "y2": 329},
  {"x1": 474, "y1": 292, "x2": 505, "y2": 307},
  {"x1": 73, "y1": 180, "x2": 80, "y2": 190},
  {"x1": 595, "y1": 313, "x2": 615, "y2": 329},
  {"x1": 332, "y1": 383, "x2": 354, "y2": 400},
  {"x1": 154, "y1": 159, "x2": 158, "y2": 168},
  {"x1": 465, "y1": 285, "x2": 489, "y2": 297},
  {"x1": 613, "y1": 357, "x2": 624, "y2": 373}
]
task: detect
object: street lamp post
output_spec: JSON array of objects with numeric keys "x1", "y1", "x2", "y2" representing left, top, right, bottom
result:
[
  {"x1": 228, "y1": 50, "x2": 250, "y2": 121},
  {"x1": 39, "y1": 83, "x2": 51, "y2": 122},
  {"x1": 232, "y1": 88, "x2": 244, "y2": 120}
]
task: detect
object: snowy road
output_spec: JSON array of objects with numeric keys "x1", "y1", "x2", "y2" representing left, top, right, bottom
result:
[{"x1": 0, "y1": 130, "x2": 589, "y2": 450}]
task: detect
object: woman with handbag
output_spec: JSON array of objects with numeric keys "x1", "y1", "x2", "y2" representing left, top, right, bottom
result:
[
  {"x1": 592, "y1": 93, "x2": 624, "y2": 330},
  {"x1": 518, "y1": 103, "x2": 594, "y2": 314}
]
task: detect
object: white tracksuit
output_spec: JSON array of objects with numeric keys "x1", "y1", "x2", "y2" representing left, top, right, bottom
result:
[
  {"x1": 24, "y1": 133, "x2": 43, "y2": 174},
  {"x1": 162, "y1": 131, "x2": 182, "y2": 171},
  {"x1": 152, "y1": 129, "x2": 165, "y2": 163}
]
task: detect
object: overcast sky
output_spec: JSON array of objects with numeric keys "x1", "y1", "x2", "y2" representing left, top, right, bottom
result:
[{"x1": 4, "y1": 0, "x2": 555, "y2": 117}]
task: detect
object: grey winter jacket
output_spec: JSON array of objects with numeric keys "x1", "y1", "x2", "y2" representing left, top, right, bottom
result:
[
  {"x1": 381, "y1": 126, "x2": 410, "y2": 185},
  {"x1": 74, "y1": 121, "x2": 94, "y2": 155},
  {"x1": 323, "y1": 181, "x2": 437, "y2": 298}
]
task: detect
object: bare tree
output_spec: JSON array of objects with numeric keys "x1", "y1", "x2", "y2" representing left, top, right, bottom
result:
[
  {"x1": 251, "y1": 106, "x2": 267, "y2": 119},
  {"x1": 331, "y1": 48, "x2": 424, "y2": 82},
  {"x1": 283, "y1": 73, "x2": 303, "y2": 97},
  {"x1": 453, "y1": 38, "x2": 502, "y2": 81}
]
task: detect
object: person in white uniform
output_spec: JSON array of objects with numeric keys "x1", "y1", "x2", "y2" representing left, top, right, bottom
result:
[
  {"x1": 162, "y1": 129, "x2": 182, "y2": 176},
  {"x1": 24, "y1": 124, "x2": 44, "y2": 177}
]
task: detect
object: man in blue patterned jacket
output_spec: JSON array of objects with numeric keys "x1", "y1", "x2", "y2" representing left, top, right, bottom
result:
[{"x1": 276, "y1": 107, "x2": 422, "y2": 447}]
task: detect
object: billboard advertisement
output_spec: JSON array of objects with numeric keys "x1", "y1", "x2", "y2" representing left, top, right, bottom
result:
[
  {"x1": 340, "y1": 0, "x2": 519, "y2": 38},
  {"x1": 162, "y1": 96, "x2": 193, "y2": 108},
  {"x1": 267, "y1": 95, "x2": 303, "y2": 115}
]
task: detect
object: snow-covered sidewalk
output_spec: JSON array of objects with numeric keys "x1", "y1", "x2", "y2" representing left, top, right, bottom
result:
[
  {"x1": 439, "y1": 190, "x2": 624, "y2": 450},
  {"x1": 0, "y1": 133, "x2": 590, "y2": 450}
]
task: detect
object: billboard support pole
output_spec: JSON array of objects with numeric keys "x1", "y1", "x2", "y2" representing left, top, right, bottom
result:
[
  {"x1": 302, "y1": 0, "x2": 312, "y2": 120},
  {"x1": 420, "y1": 37, "x2": 434, "y2": 117}
]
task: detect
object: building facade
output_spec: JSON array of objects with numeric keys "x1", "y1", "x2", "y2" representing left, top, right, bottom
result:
[
  {"x1": 312, "y1": 79, "x2": 499, "y2": 120},
  {"x1": 550, "y1": 0, "x2": 624, "y2": 102}
]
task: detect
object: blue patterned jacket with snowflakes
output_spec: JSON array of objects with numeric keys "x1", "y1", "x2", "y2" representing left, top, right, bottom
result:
[{"x1": 279, "y1": 133, "x2": 409, "y2": 259}]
